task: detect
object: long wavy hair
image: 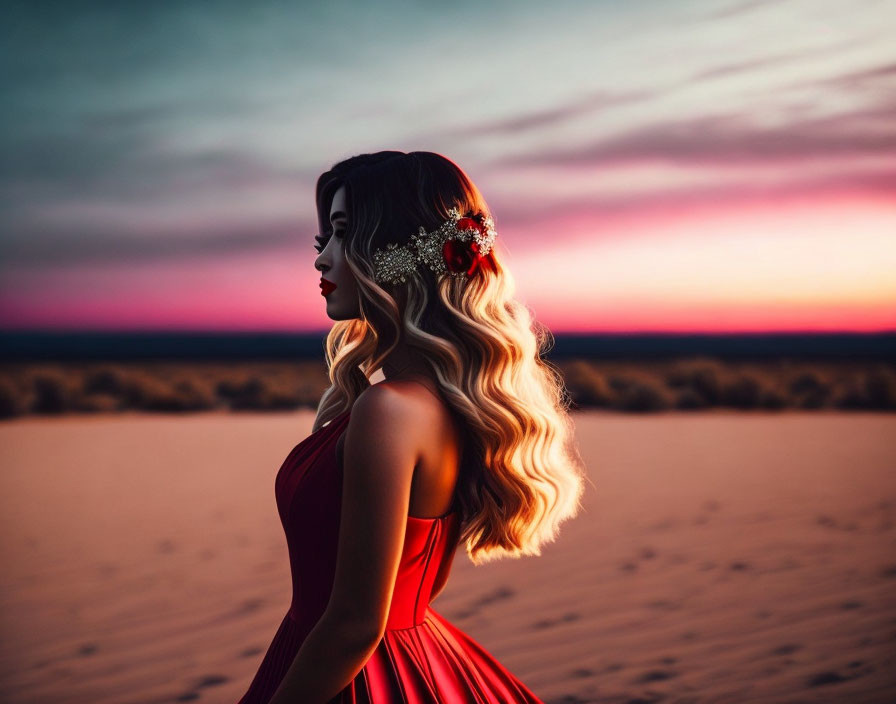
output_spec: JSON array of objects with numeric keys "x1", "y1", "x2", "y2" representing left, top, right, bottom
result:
[{"x1": 311, "y1": 151, "x2": 588, "y2": 565}]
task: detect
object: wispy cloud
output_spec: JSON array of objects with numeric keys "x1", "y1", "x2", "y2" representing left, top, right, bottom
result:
[
  {"x1": 494, "y1": 103, "x2": 896, "y2": 168},
  {"x1": 700, "y1": 0, "x2": 786, "y2": 21},
  {"x1": 437, "y1": 90, "x2": 653, "y2": 138},
  {"x1": 1, "y1": 219, "x2": 308, "y2": 267}
]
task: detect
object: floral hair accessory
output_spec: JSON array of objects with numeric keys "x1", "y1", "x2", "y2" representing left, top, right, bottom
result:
[{"x1": 372, "y1": 206, "x2": 497, "y2": 285}]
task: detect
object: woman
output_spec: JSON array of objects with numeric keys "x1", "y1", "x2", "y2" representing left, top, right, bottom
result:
[{"x1": 237, "y1": 151, "x2": 587, "y2": 703}]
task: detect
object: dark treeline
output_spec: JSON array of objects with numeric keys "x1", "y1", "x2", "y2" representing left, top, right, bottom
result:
[{"x1": 1, "y1": 331, "x2": 894, "y2": 362}]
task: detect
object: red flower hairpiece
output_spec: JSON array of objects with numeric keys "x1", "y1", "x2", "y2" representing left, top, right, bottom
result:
[
  {"x1": 372, "y1": 206, "x2": 498, "y2": 285},
  {"x1": 444, "y1": 215, "x2": 491, "y2": 277}
]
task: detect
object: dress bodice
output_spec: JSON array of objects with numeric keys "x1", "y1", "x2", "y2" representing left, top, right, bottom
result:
[{"x1": 274, "y1": 410, "x2": 462, "y2": 641}]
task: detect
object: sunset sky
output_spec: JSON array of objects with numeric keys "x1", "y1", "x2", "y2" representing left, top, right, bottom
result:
[{"x1": 1, "y1": 0, "x2": 894, "y2": 333}]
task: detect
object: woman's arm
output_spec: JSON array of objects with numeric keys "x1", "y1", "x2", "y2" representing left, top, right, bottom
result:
[
  {"x1": 266, "y1": 612, "x2": 379, "y2": 704},
  {"x1": 267, "y1": 385, "x2": 422, "y2": 703}
]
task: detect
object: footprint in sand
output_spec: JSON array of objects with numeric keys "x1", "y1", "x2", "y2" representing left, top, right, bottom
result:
[
  {"x1": 532, "y1": 612, "x2": 581, "y2": 629},
  {"x1": 647, "y1": 599, "x2": 680, "y2": 611},
  {"x1": 172, "y1": 675, "x2": 230, "y2": 702},
  {"x1": 634, "y1": 668, "x2": 678, "y2": 683},
  {"x1": 807, "y1": 670, "x2": 853, "y2": 687},
  {"x1": 232, "y1": 597, "x2": 265, "y2": 616},
  {"x1": 816, "y1": 514, "x2": 838, "y2": 528},
  {"x1": 771, "y1": 643, "x2": 801, "y2": 656},
  {"x1": 454, "y1": 586, "x2": 515, "y2": 619},
  {"x1": 195, "y1": 674, "x2": 229, "y2": 688},
  {"x1": 95, "y1": 562, "x2": 120, "y2": 577},
  {"x1": 817, "y1": 513, "x2": 864, "y2": 532},
  {"x1": 649, "y1": 516, "x2": 680, "y2": 531},
  {"x1": 476, "y1": 585, "x2": 515, "y2": 606},
  {"x1": 770, "y1": 557, "x2": 800, "y2": 572}
]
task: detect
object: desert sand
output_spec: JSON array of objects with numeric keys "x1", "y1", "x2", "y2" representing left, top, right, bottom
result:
[{"x1": 1, "y1": 410, "x2": 894, "y2": 703}]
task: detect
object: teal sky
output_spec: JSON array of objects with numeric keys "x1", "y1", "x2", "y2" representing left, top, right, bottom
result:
[{"x1": 2, "y1": 0, "x2": 895, "y2": 332}]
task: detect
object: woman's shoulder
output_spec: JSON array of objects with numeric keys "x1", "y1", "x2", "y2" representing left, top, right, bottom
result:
[
  {"x1": 358, "y1": 377, "x2": 444, "y2": 419},
  {"x1": 345, "y1": 380, "x2": 446, "y2": 458}
]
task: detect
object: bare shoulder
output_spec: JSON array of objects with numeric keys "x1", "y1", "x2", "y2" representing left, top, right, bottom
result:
[
  {"x1": 347, "y1": 381, "x2": 432, "y2": 440},
  {"x1": 370, "y1": 379, "x2": 447, "y2": 420},
  {"x1": 352, "y1": 380, "x2": 447, "y2": 440}
]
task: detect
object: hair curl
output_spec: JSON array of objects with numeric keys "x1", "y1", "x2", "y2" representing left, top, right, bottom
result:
[{"x1": 311, "y1": 151, "x2": 588, "y2": 565}]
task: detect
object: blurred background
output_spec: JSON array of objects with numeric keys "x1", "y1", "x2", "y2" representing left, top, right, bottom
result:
[{"x1": 1, "y1": 1, "x2": 894, "y2": 703}]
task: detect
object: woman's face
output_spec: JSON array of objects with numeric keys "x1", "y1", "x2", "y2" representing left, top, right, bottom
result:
[{"x1": 315, "y1": 185, "x2": 360, "y2": 320}]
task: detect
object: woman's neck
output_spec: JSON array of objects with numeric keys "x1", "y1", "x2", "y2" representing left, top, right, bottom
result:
[{"x1": 380, "y1": 346, "x2": 430, "y2": 382}]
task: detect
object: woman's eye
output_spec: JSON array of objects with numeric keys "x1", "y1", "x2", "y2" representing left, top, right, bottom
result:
[
  {"x1": 313, "y1": 228, "x2": 345, "y2": 254},
  {"x1": 314, "y1": 232, "x2": 331, "y2": 254}
]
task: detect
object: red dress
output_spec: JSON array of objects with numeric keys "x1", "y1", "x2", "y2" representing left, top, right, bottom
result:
[{"x1": 236, "y1": 409, "x2": 545, "y2": 703}]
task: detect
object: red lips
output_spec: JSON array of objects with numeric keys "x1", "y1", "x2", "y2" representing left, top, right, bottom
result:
[{"x1": 320, "y1": 278, "x2": 337, "y2": 296}]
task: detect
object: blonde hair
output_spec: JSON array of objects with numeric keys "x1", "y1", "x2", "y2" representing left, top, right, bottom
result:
[{"x1": 312, "y1": 151, "x2": 588, "y2": 565}]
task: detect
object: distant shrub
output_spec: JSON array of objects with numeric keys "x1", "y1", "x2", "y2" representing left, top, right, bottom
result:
[
  {"x1": 227, "y1": 377, "x2": 303, "y2": 410},
  {"x1": 830, "y1": 374, "x2": 867, "y2": 410},
  {"x1": 0, "y1": 377, "x2": 26, "y2": 418},
  {"x1": 674, "y1": 387, "x2": 709, "y2": 410},
  {"x1": 794, "y1": 385, "x2": 831, "y2": 409},
  {"x1": 612, "y1": 376, "x2": 673, "y2": 412},
  {"x1": 30, "y1": 369, "x2": 76, "y2": 414},
  {"x1": 606, "y1": 373, "x2": 630, "y2": 393},
  {"x1": 128, "y1": 376, "x2": 216, "y2": 412},
  {"x1": 216, "y1": 377, "x2": 249, "y2": 401},
  {"x1": 758, "y1": 387, "x2": 787, "y2": 410},
  {"x1": 864, "y1": 366, "x2": 896, "y2": 410},
  {"x1": 665, "y1": 358, "x2": 725, "y2": 405},
  {"x1": 720, "y1": 373, "x2": 765, "y2": 409},
  {"x1": 559, "y1": 360, "x2": 613, "y2": 409},
  {"x1": 83, "y1": 367, "x2": 131, "y2": 396},
  {"x1": 788, "y1": 370, "x2": 824, "y2": 396},
  {"x1": 74, "y1": 393, "x2": 122, "y2": 413}
]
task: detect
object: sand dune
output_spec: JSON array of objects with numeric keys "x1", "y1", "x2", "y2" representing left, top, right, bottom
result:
[{"x1": 1, "y1": 411, "x2": 894, "y2": 703}]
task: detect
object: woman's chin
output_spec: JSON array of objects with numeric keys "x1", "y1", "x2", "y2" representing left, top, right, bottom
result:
[{"x1": 324, "y1": 299, "x2": 359, "y2": 321}]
